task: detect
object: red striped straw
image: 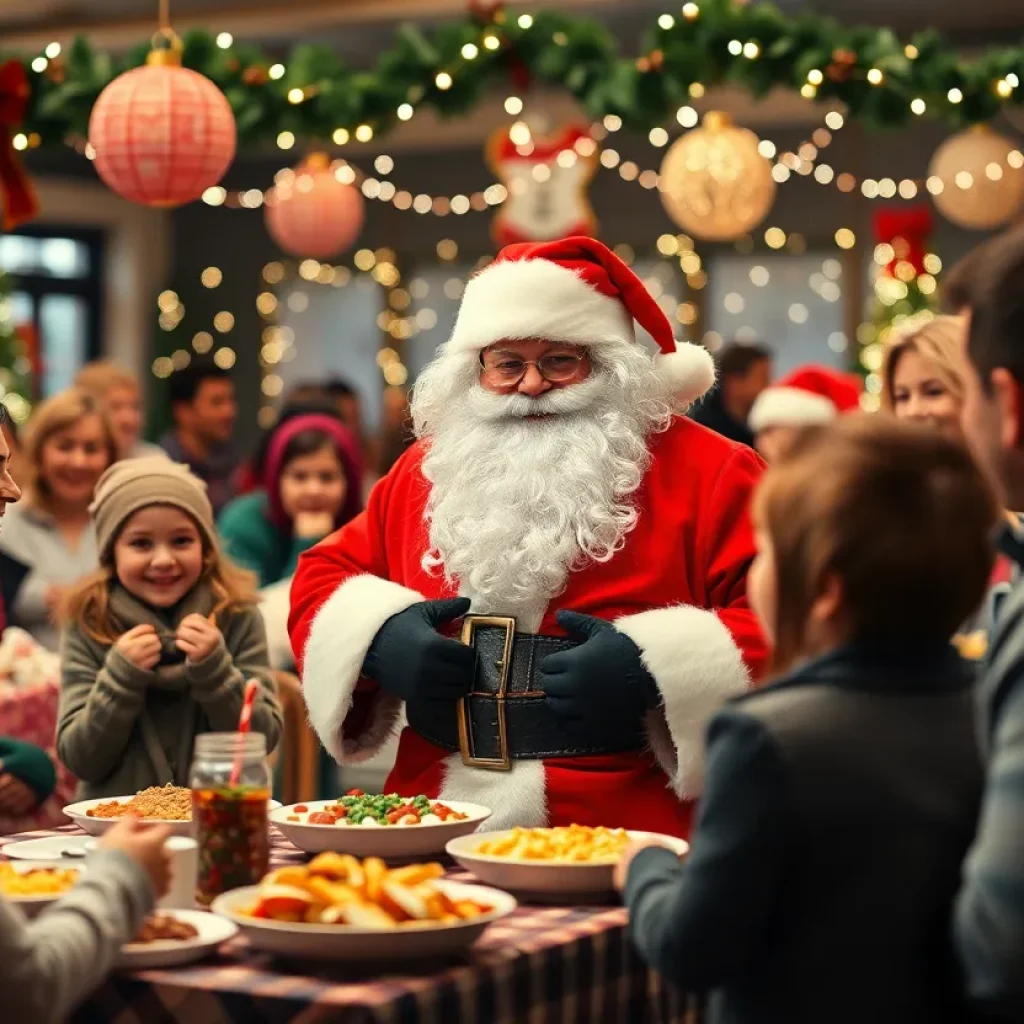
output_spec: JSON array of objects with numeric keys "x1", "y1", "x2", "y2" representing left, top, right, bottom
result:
[{"x1": 230, "y1": 679, "x2": 260, "y2": 786}]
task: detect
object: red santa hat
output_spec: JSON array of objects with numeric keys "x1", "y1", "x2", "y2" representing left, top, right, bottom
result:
[
  {"x1": 748, "y1": 365, "x2": 862, "y2": 434},
  {"x1": 446, "y1": 236, "x2": 716, "y2": 404}
]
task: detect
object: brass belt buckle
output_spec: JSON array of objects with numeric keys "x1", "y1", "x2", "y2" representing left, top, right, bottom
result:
[{"x1": 457, "y1": 614, "x2": 515, "y2": 771}]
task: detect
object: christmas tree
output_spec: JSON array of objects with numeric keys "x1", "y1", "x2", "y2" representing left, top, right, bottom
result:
[
  {"x1": 857, "y1": 206, "x2": 941, "y2": 410},
  {"x1": 0, "y1": 269, "x2": 34, "y2": 422}
]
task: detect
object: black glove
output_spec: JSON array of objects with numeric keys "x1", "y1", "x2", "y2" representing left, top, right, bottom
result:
[
  {"x1": 539, "y1": 610, "x2": 658, "y2": 744},
  {"x1": 363, "y1": 597, "x2": 476, "y2": 704}
]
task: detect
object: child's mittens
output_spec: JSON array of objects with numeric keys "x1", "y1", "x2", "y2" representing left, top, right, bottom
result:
[
  {"x1": 175, "y1": 613, "x2": 224, "y2": 664},
  {"x1": 115, "y1": 624, "x2": 162, "y2": 671}
]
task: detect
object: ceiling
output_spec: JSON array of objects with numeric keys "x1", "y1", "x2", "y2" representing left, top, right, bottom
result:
[{"x1": 2, "y1": 0, "x2": 1021, "y2": 53}]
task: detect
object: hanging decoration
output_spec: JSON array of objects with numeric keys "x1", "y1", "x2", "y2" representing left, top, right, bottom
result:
[
  {"x1": 264, "y1": 153, "x2": 365, "y2": 258},
  {"x1": 927, "y1": 126, "x2": 1024, "y2": 230},
  {"x1": 485, "y1": 120, "x2": 597, "y2": 244},
  {"x1": 0, "y1": 60, "x2": 38, "y2": 230},
  {"x1": 659, "y1": 112, "x2": 775, "y2": 242},
  {"x1": 87, "y1": 26, "x2": 236, "y2": 208},
  {"x1": 15, "y1": 4, "x2": 1024, "y2": 154}
]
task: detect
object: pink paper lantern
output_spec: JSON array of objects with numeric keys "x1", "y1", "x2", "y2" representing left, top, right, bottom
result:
[
  {"x1": 265, "y1": 156, "x2": 365, "y2": 258},
  {"x1": 88, "y1": 53, "x2": 236, "y2": 208}
]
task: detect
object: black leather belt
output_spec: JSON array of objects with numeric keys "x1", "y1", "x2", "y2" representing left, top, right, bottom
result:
[{"x1": 405, "y1": 615, "x2": 646, "y2": 771}]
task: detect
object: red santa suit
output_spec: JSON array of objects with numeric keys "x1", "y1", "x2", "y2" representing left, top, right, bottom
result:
[{"x1": 289, "y1": 238, "x2": 767, "y2": 837}]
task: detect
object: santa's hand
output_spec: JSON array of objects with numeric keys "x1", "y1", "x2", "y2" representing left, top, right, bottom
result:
[
  {"x1": 539, "y1": 611, "x2": 658, "y2": 740},
  {"x1": 363, "y1": 598, "x2": 476, "y2": 704}
]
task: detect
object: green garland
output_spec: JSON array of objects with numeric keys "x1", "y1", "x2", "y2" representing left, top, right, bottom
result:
[{"x1": 9, "y1": 0, "x2": 1024, "y2": 150}]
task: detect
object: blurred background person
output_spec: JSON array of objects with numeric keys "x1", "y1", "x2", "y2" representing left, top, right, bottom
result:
[
  {"x1": 159, "y1": 359, "x2": 238, "y2": 515},
  {"x1": 881, "y1": 317, "x2": 966, "y2": 439},
  {"x1": 748, "y1": 366, "x2": 862, "y2": 463},
  {"x1": 75, "y1": 361, "x2": 162, "y2": 461},
  {"x1": 218, "y1": 409, "x2": 363, "y2": 588},
  {"x1": 690, "y1": 341, "x2": 773, "y2": 447},
  {"x1": 0, "y1": 390, "x2": 115, "y2": 650}
]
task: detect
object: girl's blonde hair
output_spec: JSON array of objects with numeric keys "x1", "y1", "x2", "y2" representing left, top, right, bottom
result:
[
  {"x1": 752, "y1": 415, "x2": 996, "y2": 673},
  {"x1": 61, "y1": 524, "x2": 257, "y2": 646},
  {"x1": 20, "y1": 389, "x2": 117, "y2": 511},
  {"x1": 880, "y1": 315, "x2": 966, "y2": 412}
]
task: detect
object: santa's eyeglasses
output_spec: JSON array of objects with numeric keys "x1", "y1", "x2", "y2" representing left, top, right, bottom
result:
[{"x1": 479, "y1": 350, "x2": 587, "y2": 387}]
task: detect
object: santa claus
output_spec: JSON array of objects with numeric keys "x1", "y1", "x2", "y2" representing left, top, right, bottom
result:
[{"x1": 289, "y1": 237, "x2": 767, "y2": 837}]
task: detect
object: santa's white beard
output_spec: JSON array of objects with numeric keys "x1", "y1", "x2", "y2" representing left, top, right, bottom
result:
[{"x1": 410, "y1": 342, "x2": 676, "y2": 629}]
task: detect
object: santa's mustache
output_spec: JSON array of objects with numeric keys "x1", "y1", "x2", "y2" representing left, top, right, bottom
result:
[{"x1": 465, "y1": 373, "x2": 608, "y2": 421}]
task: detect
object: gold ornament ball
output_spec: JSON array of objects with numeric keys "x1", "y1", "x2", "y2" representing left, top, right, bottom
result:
[
  {"x1": 928, "y1": 126, "x2": 1024, "y2": 230},
  {"x1": 659, "y1": 112, "x2": 776, "y2": 241}
]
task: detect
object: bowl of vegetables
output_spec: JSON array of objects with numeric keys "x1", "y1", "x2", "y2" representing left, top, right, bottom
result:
[{"x1": 270, "y1": 791, "x2": 491, "y2": 857}]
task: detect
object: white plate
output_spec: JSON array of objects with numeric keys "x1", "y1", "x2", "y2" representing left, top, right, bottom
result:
[
  {"x1": 0, "y1": 861, "x2": 84, "y2": 917},
  {"x1": 446, "y1": 830, "x2": 689, "y2": 897},
  {"x1": 212, "y1": 880, "x2": 514, "y2": 960},
  {"x1": 116, "y1": 910, "x2": 238, "y2": 969},
  {"x1": 4, "y1": 835, "x2": 98, "y2": 861},
  {"x1": 63, "y1": 797, "x2": 283, "y2": 837},
  {"x1": 270, "y1": 799, "x2": 491, "y2": 858}
]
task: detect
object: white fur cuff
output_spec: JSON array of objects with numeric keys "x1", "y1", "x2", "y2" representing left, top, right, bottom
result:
[
  {"x1": 616, "y1": 605, "x2": 750, "y2": 798},
  {"x1": 302, "y1": 574, "x2": 424, "y2": 763}
]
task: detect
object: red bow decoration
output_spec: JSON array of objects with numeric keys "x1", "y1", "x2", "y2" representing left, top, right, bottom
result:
[
  {"x1": 873, "y1": 205, "x2": 933, "y2": 276},
  {"x1": 0, "y1": 60, "x2": 39, "y2": 231}
]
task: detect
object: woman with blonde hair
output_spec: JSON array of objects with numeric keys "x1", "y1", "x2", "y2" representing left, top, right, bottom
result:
[
  {"x1": 74, "y1": 361, "x2": 161, "y2": 460},
  {"x1": 880, "y1": 316, "x2": 966, "y2": 437},
  {"x1": 0, "y1": 389, "x2": 115, "y2": 649}
]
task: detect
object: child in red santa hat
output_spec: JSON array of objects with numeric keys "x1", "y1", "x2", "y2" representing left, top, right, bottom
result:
[{"x1": 747, "y1": 365, "x2": 862, "y2": 463}]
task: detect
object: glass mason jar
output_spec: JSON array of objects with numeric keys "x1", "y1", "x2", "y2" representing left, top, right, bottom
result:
[{"x1": 190, "y1": 732, "x2": 271, "y2": 907}]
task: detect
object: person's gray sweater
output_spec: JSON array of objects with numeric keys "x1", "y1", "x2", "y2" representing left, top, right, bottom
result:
[
  {"x1": 0, "y1": 849, "x2": 153, "y2": 1022},
  {"x1": 0, "y1": 502, "x2": 98, "y2": 651}
]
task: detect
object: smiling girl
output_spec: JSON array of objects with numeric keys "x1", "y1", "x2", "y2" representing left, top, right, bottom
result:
[{"x1": 57, "y1": 457, "x2": 281, "y2": 799}]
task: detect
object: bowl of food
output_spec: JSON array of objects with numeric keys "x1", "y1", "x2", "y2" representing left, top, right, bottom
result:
[
  {"x1": 116, "y1": 910, "x2": 238, "y2": 969},
  {"x1": 64, "y1": 785, "x2": 282, "y2": 837},
  {"x1": 212, "y1": 852, "x2": 514, "y2": 960},
  {"x1": 0, "y1": 861, "x2": 82, "y2": 917},
  {"x1": 270, "y1": 791, "x2": 491, "y2": 857},
  {"x1": 446, "y1": 825, "x2": 688, "y2": 897}
]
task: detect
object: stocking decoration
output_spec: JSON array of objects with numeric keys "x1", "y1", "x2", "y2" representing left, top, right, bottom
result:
[{"x1": 486, "y1": 121, "x2": 598, "y2": 245}]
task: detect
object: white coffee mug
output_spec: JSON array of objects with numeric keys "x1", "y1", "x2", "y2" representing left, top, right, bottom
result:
[{"x1": 158, "y1": 836, "x2": 198, "y2": 910}]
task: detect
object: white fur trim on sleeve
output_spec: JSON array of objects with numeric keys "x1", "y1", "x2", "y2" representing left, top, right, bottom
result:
[
  {"x1": 616, "y1": 605, "x2": 750, "y2": 799},
  {"x1": 302, "y1": 574, "x2": 424, "y2": 764},
  {"x1": 748, "y1": 386, "x2": 837, "y2": 434}
]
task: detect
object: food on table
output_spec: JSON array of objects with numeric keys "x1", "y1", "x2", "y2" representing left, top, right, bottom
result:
[
  {"x1": 243, "y1": 853, "x2": 493, "y2": 928},
  {"x1": 86, "y1": 784, "x2": 193, "y2": 821},
  {"x1": 285, "y1": 789, "x2": 469, "y2": 827},
  {"x1": 474, "y1": 825, "x2": 632, "y2": 863},
  {"x1": 132, "y1": 913, "x2": 200, "y2": 944},
  {"x1": 0, "y1": 863, "x2": 79, "y2": 896},
  {"x1": 194, "y1": 785, "x2": 270, "y2": 907}
]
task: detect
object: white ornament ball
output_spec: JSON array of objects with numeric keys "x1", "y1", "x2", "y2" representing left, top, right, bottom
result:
[
  {"x1": 928, "y1": 127, "x2": 1024, "y2": 230},
  {"x1": 659, "y1": 112, "x2": 776, "y2": 241}
]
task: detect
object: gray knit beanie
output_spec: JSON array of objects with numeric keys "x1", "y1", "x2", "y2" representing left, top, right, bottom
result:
[{"x1": 90, "y1": 455, "x2": 216, "y2": 562}]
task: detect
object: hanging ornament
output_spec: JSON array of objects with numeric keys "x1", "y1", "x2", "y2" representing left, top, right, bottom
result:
[
  {"x1": 486, "y1": 119, "x2": 598, "y2": 245},
  {"x1": 826, "y1": 48, "x2": 858, "y2": 83},
  {"x1": 264, "y1": 153, "x2": 365, "y2": 258},
  {"x1": 659, "y1": 111, "x2": 776, "y2": 242},
  {"x1": 88, "y1": 29, "x2": 236, "y2": 207},
  {"x1": 928, "y1": 125, "x2": 1024, "y2": 230}
]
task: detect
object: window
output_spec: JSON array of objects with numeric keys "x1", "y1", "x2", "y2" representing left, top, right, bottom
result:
[{"x1": 0, "y1": 227, "x2": 103, "y2": 397}]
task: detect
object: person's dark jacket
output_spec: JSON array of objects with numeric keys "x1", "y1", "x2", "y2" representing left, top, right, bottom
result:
[
  {"x1": 689, "y1": 390, "x2": 754, "y2": 448},
  {"x1": 625, "y1": 643, "x2": 981, "y2": 1024}
]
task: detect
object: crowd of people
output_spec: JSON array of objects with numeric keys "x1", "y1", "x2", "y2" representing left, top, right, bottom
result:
[{"x1": 3, "y1": 220, "x2": 1024, "y2": 1021}]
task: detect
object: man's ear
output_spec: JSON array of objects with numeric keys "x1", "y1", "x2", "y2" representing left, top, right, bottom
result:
[{"x1": 991, "y1": 368, "x2": 1023, "y2": 449}]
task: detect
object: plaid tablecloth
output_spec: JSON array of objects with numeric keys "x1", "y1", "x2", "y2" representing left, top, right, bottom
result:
[{"x1": 1, "y1": 826, "x2": 691, "y2": 1024}]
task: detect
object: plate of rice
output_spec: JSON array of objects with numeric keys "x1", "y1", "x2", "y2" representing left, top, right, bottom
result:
[
  {"x1": 64, "y1": 785, "x2": 282, "y2": 836},
  {"x1": 0, "y1": 861, "x2": 83, "y2": 917}
]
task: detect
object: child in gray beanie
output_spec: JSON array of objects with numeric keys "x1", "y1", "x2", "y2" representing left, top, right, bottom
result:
[{"x1": 57, "y1": 457, "x2": 281, "y2": 798}]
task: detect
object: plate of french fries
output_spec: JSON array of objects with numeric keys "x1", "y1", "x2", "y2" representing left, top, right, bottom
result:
[
  {"x1": 446, "y1": 825, "x2": 689, "y2": 896},
  {"x1": 210, "y1": 852, "x2": 516, "y2": 959}
]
